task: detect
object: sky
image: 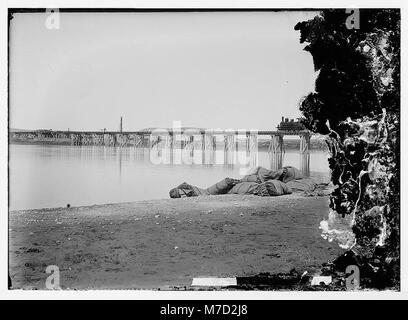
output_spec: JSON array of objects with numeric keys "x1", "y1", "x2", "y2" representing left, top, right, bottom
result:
[{"x1": 9, "y1": 11, "x2": 319, "y2": 131}]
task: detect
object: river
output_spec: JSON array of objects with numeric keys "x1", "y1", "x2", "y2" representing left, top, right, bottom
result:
[{"x1": 9, "y1": 143, "x2": 330, "y2": 211}]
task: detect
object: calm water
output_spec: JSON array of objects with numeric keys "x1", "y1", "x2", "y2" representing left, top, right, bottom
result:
[{"x1": 9, "y1": 144, "x2": 330, "y2": 211}]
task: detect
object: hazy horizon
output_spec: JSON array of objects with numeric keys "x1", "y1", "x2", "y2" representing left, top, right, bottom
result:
[{"x1": 9, "y1": 11, "x2": 319, "y2": 131}]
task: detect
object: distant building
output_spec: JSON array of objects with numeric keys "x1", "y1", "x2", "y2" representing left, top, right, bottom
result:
[{"x1": 276, "y1": 117, "x2": 305, "y2": 131}]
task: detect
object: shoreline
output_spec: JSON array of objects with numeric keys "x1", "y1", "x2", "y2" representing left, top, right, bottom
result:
[{"x1": 9, "y1": 194, "x2": 343, "y2": 290}]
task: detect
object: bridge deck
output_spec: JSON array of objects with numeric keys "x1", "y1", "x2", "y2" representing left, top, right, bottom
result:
[{"x1": 12, "y1": 130, "x2": 312, "y2": 136}]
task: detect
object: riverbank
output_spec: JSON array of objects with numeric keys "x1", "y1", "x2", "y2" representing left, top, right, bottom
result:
[{"x1": 9, "y1": 194, "x2": 343, "y2": 290}]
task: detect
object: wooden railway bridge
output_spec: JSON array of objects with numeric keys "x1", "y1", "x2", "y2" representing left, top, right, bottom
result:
[{"x1": 10, "y1": 129, "x2": 312, "y2": 154}]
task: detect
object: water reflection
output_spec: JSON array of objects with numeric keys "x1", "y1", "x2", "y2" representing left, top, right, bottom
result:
[
  {"x1": 32, "y1": 142, "x2": 312, "y2": 174},
  {"x1": 269, "y1": 152, "x2": 283, "y2": 171},
  {"x1": 299, "y1": 152, "x2": 310, "y2": 176}
]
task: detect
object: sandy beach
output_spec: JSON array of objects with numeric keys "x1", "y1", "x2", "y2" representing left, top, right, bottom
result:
[{"x1": 9, "y1": 194, "x2": 343, "y2": 290}]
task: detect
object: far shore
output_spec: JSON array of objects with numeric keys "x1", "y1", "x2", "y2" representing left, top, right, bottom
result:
[{"x1": 9, "y1": 194, "x2": 343, "y2": 290}]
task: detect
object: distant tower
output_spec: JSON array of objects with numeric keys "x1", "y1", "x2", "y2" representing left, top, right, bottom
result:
[{"x1": 120, "y1": 117, "x2": 123, "y2": 133}]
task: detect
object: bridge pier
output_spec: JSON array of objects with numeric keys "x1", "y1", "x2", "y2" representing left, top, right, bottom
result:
[
  {"x1": 70, "y1": 133, "x2": 78, "y2": 146},
  {"x1": 137, "y1": 134, "x2": 145, "y2": 148},
  {"x1": 268, "y1": 134, "x2": 284, "y2": 153},
  {"x1": 201, "y1": 133, "x2": 205, "y2": 165},
  {"x1": 167, "y1": 133, "x2": 174, "y2": 164},
  {"x1": 189, "y1": 135, "x2": 195, "y2": 158},
  {"x1": 245, "y1": 132, "x2": 250, "y2": 153},
  {"x1": 120, "y1": 134, "x2": 129, "y2": 147},
  {"x1": 224, "y1": 133, "x2": 235, "y2": 165},
  {"x1": 150, "y1": 135, "x2": 162, "y2": 148},
  {"x1": 249, "y1": 132, "x2": 258, "y2": 151},
  {"x1": 107, "y1": 133, "x2": 115, "y2": 146},
  {"x1": 268, "y1": 134, "x2": 284, "y2": 170},
  {"x1": 300, "y1": 152, "x2": 310, "y2": 175},
  {"x1": 148, "y1": 135, "x2": 153, "y2": 148},
  {"x1": 201, "y1": 133, "x2": 205, "y2": 150},
  {"x1": 224, "y1": 134, "x2": 235, "y2": 152},
  {"x1": 180, "y1": 134, "x2": 186, "y2": 148},
  {"x1": 270, "y1": 151, "x2": 283, "y2": 171},
  {"x1": 202, "y1": 133, "x2": 216, "y2": 164},
  {"x1": 86, "y1": 134, "x2": 93, "y2": 146},
  {"x1": 203, "y1": 132, "x2": 218, "y2": 151},
  {"x1": 248, "y1": 132, "x2": 258, "y2": 167},
  {"x1": 300, "y1": 133, "x2": 311, "y2": 153}
]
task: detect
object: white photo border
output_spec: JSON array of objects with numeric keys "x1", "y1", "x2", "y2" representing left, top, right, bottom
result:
[{"x1": 1, "y1": 0, "x2": 406, "y2": 300}]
